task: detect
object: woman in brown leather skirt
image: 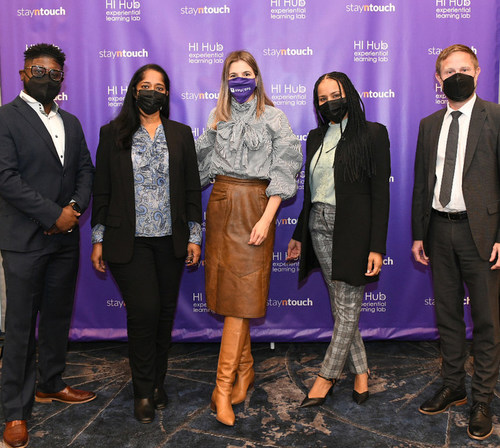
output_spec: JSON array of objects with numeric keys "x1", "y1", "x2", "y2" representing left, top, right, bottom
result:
[{"x1": 195, "y1": 50, "x2": 303, "y2": 426}]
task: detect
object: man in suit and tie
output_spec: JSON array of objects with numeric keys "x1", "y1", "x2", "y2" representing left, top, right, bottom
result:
[
  {"x1": 0, "y1": 43, "x2": 95, "y2": 448},
  {"x1": 412, "y1": 44, "x2": 500, "y2": 441}
]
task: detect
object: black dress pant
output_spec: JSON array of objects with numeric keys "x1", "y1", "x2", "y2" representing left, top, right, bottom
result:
[
  {"x1": 1, "y1": 242, "x2": 79, "y2": 421},
  {"x1": 428, "y1": 213, "x2": 500, "y2": 403},
  {"x1": 108, "y1": 236, "x2": 184, "y2": 398}
]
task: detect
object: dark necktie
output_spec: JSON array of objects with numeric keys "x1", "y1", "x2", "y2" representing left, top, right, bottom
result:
[{"x1": 439, "y1": 110, "x2": 462, "y2": 207}]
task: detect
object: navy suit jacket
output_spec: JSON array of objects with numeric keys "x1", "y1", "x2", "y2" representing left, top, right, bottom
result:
[
  {"x1": 0, "y1": 95, "x2": 94, "y2": 251},
  {"x1": 412, "y1": 96, "x2": 500, "y2": 260}
]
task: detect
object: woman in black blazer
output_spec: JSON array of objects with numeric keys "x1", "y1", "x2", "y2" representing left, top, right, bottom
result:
[
  {"x1": 287, "y1": 71, "x2": 390, "y2": 408},
  {"x1": 91, "y1": 64, "x2": 202, "y2": 423}
]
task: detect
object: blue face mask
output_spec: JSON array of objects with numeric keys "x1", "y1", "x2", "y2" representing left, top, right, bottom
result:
[{"x1": 228, "y1": 77, "x2": 256, "y2": 103}]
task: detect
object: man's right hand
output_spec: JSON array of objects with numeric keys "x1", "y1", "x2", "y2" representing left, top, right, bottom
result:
[
  {"x1": 412, "y1": 240, "x2": 429, "y2": 266},
  {"x1": 48, "y1": 205, "x2": 80, "y2": 234}
]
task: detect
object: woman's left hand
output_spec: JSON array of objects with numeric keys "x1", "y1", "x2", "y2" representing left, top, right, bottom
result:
[
  {"x1": 248, "y1": 195, "x2": 281, "y2": 246},
  {"x1": 248, "y1": 218, "x2": 271, "y2": 246},
  {"x1": 186, "y1": 243, "x2": 201, "y2": 266},
  {"x1": 365, "y1": 252, "x2": 383, "y2": 276}
]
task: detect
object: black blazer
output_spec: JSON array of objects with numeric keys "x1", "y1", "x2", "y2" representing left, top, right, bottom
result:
[
  {"x1": 412, "y1": 97, "x2": 500, "y2": 260},
  {"x1": 293, "y1": 121, "x2": 391, "y2": 286},
  {"x1": 0, "y1": 96, "x2": 94, "y2": 251},
  {"x1": 92, "y1": 118, "x2": 202, "y2": 263}
]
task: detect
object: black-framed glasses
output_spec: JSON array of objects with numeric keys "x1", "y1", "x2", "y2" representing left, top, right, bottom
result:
[{"x1": 25, "y1": 65, "x2": 64, "y2": 82}]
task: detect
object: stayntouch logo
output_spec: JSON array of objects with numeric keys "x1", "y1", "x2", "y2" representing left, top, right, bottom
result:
[
  {"x1": 267, "y1": 298, "x2": 314, "y2": 308},
  {"x1": 346, "y1": 2, "x2": 395, "y2": 13},
  {"x1": 17, "y1": 7, "x2": 65, "y2": 17},
  {"x1": 181, "y1": 91, "x2": 219, "y2": 101},
  {"x1": 263, "y1": 46, "x2": 313, "y2": 57},
  {"x1": 180, "y1": 4, "x2": 230, "y2": 15},
  {"x1": 276, "y1": 216, "x2": 298, "y2": 226},
  {"x1": 99, "y1": 48, "x2": 149, "y2": 58},
  {"x1": 361, "y1": 89, "x2": 395, "y2": 99}
]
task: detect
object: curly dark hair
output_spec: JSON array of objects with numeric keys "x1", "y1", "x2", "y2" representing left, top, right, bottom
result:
[
  {"x1": 24, "y1": 43, "x2": 66, "y2": 68},
  {"x1": 312, "y1": 71, "x2": 374, "y2": 182}
]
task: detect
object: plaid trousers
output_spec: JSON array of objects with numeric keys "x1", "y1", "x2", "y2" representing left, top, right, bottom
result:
[{"x1": 309, "y1": 203, "x2": 369, "y2": 379}]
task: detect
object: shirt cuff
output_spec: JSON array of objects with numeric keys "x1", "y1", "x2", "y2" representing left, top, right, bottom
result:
[
  {"x1": 92, "y1": 223, "x2": 106, "y2": 244},
  {"x1": 188, "y1": 221, "x2": 202, "y2": 245}
]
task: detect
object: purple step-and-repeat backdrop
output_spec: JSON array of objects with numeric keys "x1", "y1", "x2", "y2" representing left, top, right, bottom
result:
[{"x1": 0, "y1": 1, "x2": 498, "y2": 342}]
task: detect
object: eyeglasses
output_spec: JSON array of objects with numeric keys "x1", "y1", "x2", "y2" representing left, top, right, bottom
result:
[{"x1": 25, "y1": 65, "x2": 64, "y2": 82}]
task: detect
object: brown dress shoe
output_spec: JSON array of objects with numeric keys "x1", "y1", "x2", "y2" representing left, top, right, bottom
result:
[
  {"x1": 3, "y1": 420, "x2": 29, "y2": 448},
  {"x1": 35, "y1": 386, "x2": 96, "y2": 404}
]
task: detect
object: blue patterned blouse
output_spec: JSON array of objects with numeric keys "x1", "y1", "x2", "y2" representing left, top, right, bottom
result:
[{"x1": 92, "y1": 125, "x2": 202, "y2": 245}]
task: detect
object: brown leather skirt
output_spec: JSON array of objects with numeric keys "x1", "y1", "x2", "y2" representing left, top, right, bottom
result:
[{"x1": 205, "y1": 175, "x2": 276, "y2": 318}]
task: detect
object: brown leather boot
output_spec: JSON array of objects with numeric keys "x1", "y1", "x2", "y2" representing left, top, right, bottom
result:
[
  {"x1": 231, "y1": 328, "x2": 254, "y2": 405},
  {"x1": 3, "y1": 420, "x2": 29, "y2": 448},
  {"x1": 210, "y1": 317, "x2": 248, "y2": 426}
]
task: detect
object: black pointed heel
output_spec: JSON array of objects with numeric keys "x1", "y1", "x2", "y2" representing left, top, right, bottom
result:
[
  {"x1": 352, "y1": 390, "x2": 369, "y2": 404},
  {"x1": 299, "y1": 376, "x2": 335, "y2": 408},
  {"x1": 352, "y1": 371, "x2": 370, "y2": 405}
]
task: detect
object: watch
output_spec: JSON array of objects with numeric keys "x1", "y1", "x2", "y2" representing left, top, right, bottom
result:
[{"x1": 70, "y1": 201, "x2": 82, "y2": 214}]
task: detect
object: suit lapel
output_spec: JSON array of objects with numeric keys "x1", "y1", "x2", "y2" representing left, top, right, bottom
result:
[
  {"x1": 60, "y1": 110, "x2": 72, "y2": 170},
  {"x1": 427, "y1": 109, "x2": 446, "y2": 194},
  {"x1": 118, "y1": 129, "x2": 136, "y2": 220},
  {"x1": 463, "y1": 97, "x2": 486, "y2": 176},
  {"x1": 162, "y1": 118, "x2": 178, "y2": 223},
  {"x1": 13, "y1": 96, "x2": 60, "y2": 162}
]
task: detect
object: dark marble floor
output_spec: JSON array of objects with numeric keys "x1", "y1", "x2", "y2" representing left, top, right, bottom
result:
[{"x1": 1, "y1": 341, "x2": 498, "y2": 447}]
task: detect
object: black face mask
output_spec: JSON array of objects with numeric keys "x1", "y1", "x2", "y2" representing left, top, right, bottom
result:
[
  {"x1": 136, "y1": 90, "x2": 167, "y2": 115},
  {"x1": 319, "y1": 98, "x2": 348, "y2": 124},
  {"x1": 442, "y1": 73, "x2": 475, "y2": 102},
  {"x1": 24, "y1": 76, "x2": 61, "y2": 104}
]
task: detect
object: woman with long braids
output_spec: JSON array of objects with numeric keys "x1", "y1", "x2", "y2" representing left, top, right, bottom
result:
[
  {"x1": 196, "y1": 50, "x2": 302, "y2": 426},
  {"x1": 287, "y1": 71, "x2": 390, "y2": 407}
]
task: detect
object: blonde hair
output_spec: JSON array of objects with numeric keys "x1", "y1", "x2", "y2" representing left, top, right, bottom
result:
[
  {"x1": 436, "y1": 44, "x2": 479, "y2": 75},
  {"x1": 211, "y1": 50, "x2": 274, "y2": 129}
]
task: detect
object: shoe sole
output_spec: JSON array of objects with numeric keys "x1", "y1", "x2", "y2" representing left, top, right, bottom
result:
[
  {"x1": 467, "y1": 426, "x2": 493, "y2": 440},
  {"x1": 154, "y1": 403, "x2": 167, "y2": 410},
  {"x1": 35, "y1": 394, "x2": 97, "y2": 404},
  {"x1": 3, "y1": 435, "x2": 29, "y2": 448},
  {"x1": 136, "y1": 417, "x2": 154, "y2": 424},
  {"x1": 418, "y1": 397, "x2": 467, "y2": 415}
]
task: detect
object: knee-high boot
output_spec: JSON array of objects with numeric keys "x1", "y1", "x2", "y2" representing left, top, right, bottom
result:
[
  {"x1": 231, "y1": 327, "x2": 254, "y2": 405},
  {"x1": 210, "y1": 317, "x2": 248, "y2": 426}
]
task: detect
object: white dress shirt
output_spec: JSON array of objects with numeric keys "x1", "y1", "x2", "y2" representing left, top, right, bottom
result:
[
  {"x1": 432, "y1": 94, "x2": 476, "y2": 212},
  {"x1": 20, "y1": 90, "x2": 66, "y2": 166}
]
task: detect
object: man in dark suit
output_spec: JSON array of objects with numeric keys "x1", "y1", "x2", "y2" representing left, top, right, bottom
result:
[
  {"x1": 0, "y1": 44, "x2": 95, "y2": 448},
  {"x1": 412, "y1": 44, "x2": 500, "y2": 441}
]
